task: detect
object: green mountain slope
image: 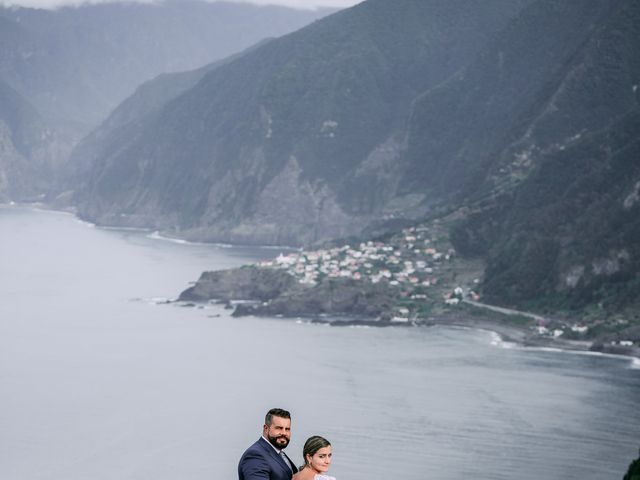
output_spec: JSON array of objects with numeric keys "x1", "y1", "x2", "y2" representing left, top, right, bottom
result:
[
  {"x1": 446, "y1": 0, "x2": 640, "y2": 316},
  {"x1": 64, "y1": 39, "x2": 273, "y2": 190},
  {"x1": 401, "y1": 0, "x2": 623, "y2": 200},
  {"x1": 455, "y1": 111, "x2": 640, "y2": 308}
]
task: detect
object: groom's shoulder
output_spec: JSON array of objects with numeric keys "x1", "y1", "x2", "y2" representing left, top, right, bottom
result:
[
  {"x1": 241, "y1": 438, "x2": 267, "y2": 457},
  {"x1": 239, "y1": 438, "x2": 271, "y2": 473}
]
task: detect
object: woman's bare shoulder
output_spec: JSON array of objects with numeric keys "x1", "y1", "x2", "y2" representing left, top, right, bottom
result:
[
  {"x1": 292, "y1": 471, "x2": 310, "y2": 480},
  {"x1": 293, "y1": 470, "x2": 336, "y2": 480}
]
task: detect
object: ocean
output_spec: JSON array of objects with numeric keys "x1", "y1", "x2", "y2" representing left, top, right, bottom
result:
[{"x1": 1, "y1": 205, "x2": 638, "y2": 480}]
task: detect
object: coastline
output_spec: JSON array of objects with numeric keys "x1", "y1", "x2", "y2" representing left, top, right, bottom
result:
[
  {"x1": 177, "y1": 261, "x2": 640, "y2": 363},
  {"x1": 0, "y1": 202, "x2": 300, "y2": 251},
  {"x1": 328, "y1": 311, "x2": 640, "y2": 362},
  {"x1": 181, "y1": 295, "x2": 640, "y2": 362},
  {"x1": 6, "y1": 202, "x2": 638, "y2": 363},
  {"x1": 224, "y1": 303, "x2": 640, "y2": 362},
  {"x1": 412, "y1": 313, "x2": 640, "y2": 363}
]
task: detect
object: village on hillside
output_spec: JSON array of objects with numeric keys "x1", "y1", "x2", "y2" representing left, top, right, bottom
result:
[
  {"x1": 250, "y1": 222, "x2": 632, "y2": 347},
  {"x1": 255, "y1": 223, "x2": 483, "y2": 319}
]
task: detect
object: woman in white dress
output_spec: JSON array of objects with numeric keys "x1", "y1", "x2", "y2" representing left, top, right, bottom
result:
[{"x1": 292, "y1": 435, "x2": 335, "y2": 480}]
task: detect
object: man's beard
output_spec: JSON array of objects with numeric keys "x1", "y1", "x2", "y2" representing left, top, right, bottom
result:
[{"x1": 267, "y1": 433, "x2": 290, "y2": 450}]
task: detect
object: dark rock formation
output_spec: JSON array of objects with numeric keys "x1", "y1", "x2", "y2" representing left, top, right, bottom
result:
[
  {"x1": 234, "y1": 277, "x2": 398, "y2": 319},
  {"x1": 178, "y1": 266, "x2": 398, "y2": 319},
  {"x1": 179, "y1": 266, "x2": 300, "y2": 303}
]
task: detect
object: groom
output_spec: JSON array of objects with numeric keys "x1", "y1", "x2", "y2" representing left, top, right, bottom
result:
[{"x1": 238, "y1": 408, "x2": 298, "y2": 480}]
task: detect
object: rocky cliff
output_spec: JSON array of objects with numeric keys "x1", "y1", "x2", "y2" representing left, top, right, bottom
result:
[
  {"x1": 180, "y1": 266, "x2": 301, "y2": 303},
  {"x1": 180, "y1": 265, "x2": 398, "y2": 320},
  {"x1": 446, "y1": 0, "x2": 640, "y2": 316},
  {"x1": 0, "y1": 79, "x2": 68, "y2": 201},
  {"x1": 71, "y1": 0, "x2": 532, "y2": 244}
]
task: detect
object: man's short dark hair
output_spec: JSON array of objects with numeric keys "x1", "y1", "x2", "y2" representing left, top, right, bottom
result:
[{"x1": 265, "y1": 408, "x2": 291, "y2": 425}]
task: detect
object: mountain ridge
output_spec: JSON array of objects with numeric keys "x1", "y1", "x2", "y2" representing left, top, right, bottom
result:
[
  {"x1": 72, "y1": 0, "x2": 533, "y2": 244},
  {"x1": 53, "y1": 0, "x2": 640, "y2": 320}
]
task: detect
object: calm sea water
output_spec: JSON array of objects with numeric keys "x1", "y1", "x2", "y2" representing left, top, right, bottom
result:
[{"x1": 1, "y1": 205, "x2": 638, "y2": 480}]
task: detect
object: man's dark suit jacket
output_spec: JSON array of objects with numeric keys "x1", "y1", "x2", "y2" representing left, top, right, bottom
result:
[{"x1": 238, "y1": 437, "x2": 298, "y2": 480}]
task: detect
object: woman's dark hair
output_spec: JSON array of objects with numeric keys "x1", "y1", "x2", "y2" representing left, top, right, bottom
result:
[{"x1": 300, "y1": 435, "x2": 331, "y2": 470}]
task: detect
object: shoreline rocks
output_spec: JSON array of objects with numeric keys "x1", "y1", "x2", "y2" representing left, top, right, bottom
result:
[
  {"x1": 179, "y1": 265, "x2": 399, "y2": 320},
  {"x1": 179, "y1": 266, "x2": 302, "y2": 303},
  {"x1": 178, "y1": 265, "x2": 640, "y2": 360}
]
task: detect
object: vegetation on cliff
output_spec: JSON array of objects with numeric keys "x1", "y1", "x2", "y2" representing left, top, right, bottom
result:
[{"x1": 624, "y1": 449, "x2": 640, "y2": 480}]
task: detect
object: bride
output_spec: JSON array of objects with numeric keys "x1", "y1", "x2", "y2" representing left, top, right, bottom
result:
[{"x1": 292, "y1": 436, "x2": 335, "y2": 480}]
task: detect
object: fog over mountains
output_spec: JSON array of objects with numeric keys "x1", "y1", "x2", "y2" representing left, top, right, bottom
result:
[
  {"x1": 2, "y1": 0, "x2": 639, "y2": 316},
  {"x1": 0, "y1": 0, "x2": 333, "y2": 199}
]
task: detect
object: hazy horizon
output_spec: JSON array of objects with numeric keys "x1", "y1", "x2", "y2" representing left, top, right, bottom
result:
[{"x1": 0, "y1": 0, "x2": 360, "y2": 11}]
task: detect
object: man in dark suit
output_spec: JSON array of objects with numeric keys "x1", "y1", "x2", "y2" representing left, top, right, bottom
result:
[{"x1": 238, "y1": 408, "x2": 298, "y2": 480}]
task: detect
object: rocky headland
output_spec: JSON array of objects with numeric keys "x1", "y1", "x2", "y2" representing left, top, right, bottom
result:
[
  {"x1": 178, "y1": 223, "x2": 640, "y2": 359},
  {"x1": 181, "y1": 268, "x2": 400, "y2": 322},
  {"x1": 179, "y1": 264, "x2": 640, "y2": 359}
]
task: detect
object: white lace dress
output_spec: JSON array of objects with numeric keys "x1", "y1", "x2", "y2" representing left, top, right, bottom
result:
[{"x1": 314, "y1": 476, "x2": 336, "y2": 480}]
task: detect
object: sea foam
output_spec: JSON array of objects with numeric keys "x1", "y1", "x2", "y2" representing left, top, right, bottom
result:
[
  {"x1": 517, "y1": 344, "x2": 640, "y2": 369},
  {"x1": 489, "y1": 332, "x2": 517, "y2": 349},
  {"x1": 147, "y1": 231, "x2": 188, "y2": 244}
]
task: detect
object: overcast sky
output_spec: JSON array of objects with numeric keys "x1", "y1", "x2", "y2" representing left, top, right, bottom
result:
[{"x1": 0, "y1": 0, "x2": 361, "y2": 10}]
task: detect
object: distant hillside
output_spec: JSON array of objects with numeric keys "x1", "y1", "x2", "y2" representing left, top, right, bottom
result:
[
  {"x1": 0, "y1": 0, "x2": 331, "y2": 201},
  {"x1": 0, "y1": 79, "x2": 65, "y2": 201},
  {"x1": 73, "y1": 0, "x2": 531, "y2": 244},
  {"x1": 0, "y1": 1, "x2": 332, "y2": 133},
  {"x1": 63, "y1": 39, "x2": 272, "y2": 190}
]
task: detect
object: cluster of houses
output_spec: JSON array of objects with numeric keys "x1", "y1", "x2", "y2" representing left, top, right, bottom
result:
[
  {"x1": 253, "y1": 225, "x2": 637, "y2": 344},
  {"x1": 258, "y1": 226, "x2": 458, "y2": 299},
  {"x1": 535, "y1": 321, "x2": 635, "y2": 346}
]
